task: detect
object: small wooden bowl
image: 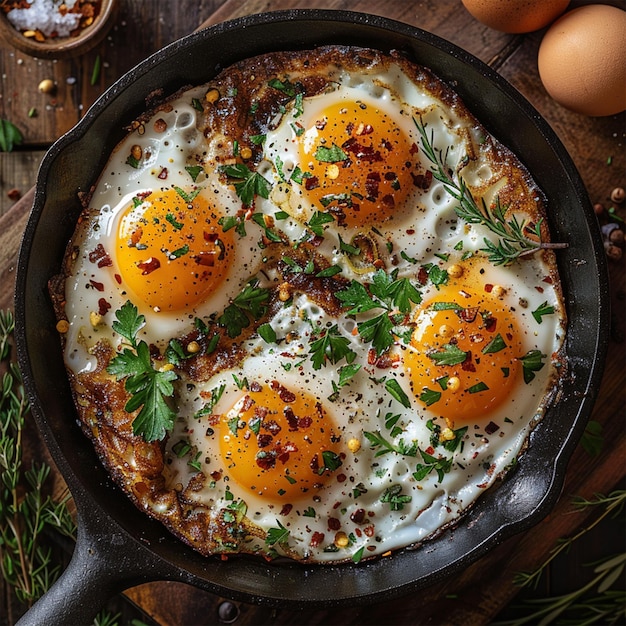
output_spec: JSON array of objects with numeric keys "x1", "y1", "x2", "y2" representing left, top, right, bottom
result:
[{"x1": 0, "y1": 0, "x2": 117, "y2": 60}]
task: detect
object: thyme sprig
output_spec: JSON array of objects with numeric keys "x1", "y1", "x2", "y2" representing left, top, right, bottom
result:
[
  {"x1": 498, "y1": 490, "x2": 626, "y2": 626},
  {"x1": 0, "y1": 311, "x2": 76, "y2": 615},
  {"x1": 414, "y1": 116, "x2": 567, "y2": 266}
]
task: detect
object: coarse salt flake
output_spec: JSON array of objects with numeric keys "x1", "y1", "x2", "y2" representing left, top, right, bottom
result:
[{"x1": 7, "y1": 0, "x2": 81, "y2": 38}]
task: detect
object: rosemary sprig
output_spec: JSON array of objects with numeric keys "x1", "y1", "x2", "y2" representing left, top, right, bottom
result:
[
  {"x1": 0, "y1": 310, "x2": 76, "y2": 615},
  {"x1": 414, "y1": 116, "x2": 566, "y2": 266},
  {"x1": 496, "y1": 490, "x2": 626, "y2": 626},
  {"x1": 513, "y1": 490, "x2": 626, "y2": 590}
]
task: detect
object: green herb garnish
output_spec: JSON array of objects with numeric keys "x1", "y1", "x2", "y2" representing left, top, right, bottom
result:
[{"x1": 106, "y1": 301, "x2": 177, "y2": 442}]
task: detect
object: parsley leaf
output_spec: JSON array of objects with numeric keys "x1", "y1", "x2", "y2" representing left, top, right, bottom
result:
[
  {"x1": 519, "y1": 349, "x2": 546, "y2": 383},
  {"x1": 309, "y1": 325, "x2": 356, "y2": 370},
  {"x1": 265, "y1": 520, "x2": 290, "y2": 547},
  {"x1": 482, "y1": 333, "x2": 507, "y2": 354},
  {"x1": 218, "y1": 279, "x2": 270, "y2": 338},
  {"x1": 379, "y1": 484, "x2": 412, "y2": 511},
  {"x1": 335, "y1": 269, "x2": 422, "y2": 356},
  {"x1": 384, "y1": 378, "x2": 411, "y2": 408},
  {"x1": 413, "y1": 448, "x2": 453, "y2": 483},
  {"x1": 0, "y1": 119, "x2": 23, "y2": 152},
  {"x1": 315, "y1": 143, "x2": 347, "y2": 163},
  {"x1": 419, "y1": 387, "x2": 442, "y2": 406},
  {"x1": 107, "y1": 301, "x2": 177, "y2": 442},
  {"x1": 364, "y1": 430, "x2": 418, "y2": 458},
  {"x1": 428, "y1": 343, "x2": 468, "y2": 366},
  {"x1": 221, "y1": 163, "x2": 272, "y2": 207},
  {"x1": 532, "y1": 301, "x2": 555, "y2": 324}
]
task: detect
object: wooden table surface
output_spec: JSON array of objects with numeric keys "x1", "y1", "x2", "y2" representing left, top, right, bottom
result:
[{"x1": 1, "y1": 1, "x2": 624, "y2": 624}]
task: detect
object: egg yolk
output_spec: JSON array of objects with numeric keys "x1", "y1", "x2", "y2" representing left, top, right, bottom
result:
[
  {"x1": 115, "y1": 188, "x2": 235, "y2": 312},
  {"x1": 297, "y1": 99, "x2": 417, "y2": 228},
  {"x1": 404, "y1": 278, "x2": 523, "y2": 427},
  {"x1": 219, "y1": 381, "x2": 342, "y2": 502}
]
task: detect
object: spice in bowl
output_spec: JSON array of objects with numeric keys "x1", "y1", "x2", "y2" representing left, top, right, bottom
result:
[
  {"x1": 0, "y1": 0, "x2": 116, "y2": 58},
  {"x1": 2, "y1": 0, "x2": 101, "y2": 42}
]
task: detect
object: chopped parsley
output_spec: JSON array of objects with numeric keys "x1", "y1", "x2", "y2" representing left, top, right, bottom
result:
[
  {"x1": 221, "y1": 163, "x2": 272, "y2": 207},
  {"x1": 218, "y1": 279, "x2": 270, "y2": 338},
  {"x1": 336, "y1": 268, "x2": 422, "y2": 356},
  {"x1": 519, "y1": 349, "x2": 546, "y2": 383},
  {"x1": 106, "y1": 301, "x2": 177, "y2": 442},
  {"x1": 532, "y1": 301, "x2": 555, "y2": 324}
]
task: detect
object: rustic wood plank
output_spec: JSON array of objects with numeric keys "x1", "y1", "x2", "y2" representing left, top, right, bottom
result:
[{"x1": 0, "y1": 150, "x2": 44, "y2": 217}]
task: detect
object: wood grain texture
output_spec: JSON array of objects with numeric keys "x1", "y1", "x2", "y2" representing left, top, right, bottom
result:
[{"x1": 1, "y1": 0, "x2": 624, "y2": 624}]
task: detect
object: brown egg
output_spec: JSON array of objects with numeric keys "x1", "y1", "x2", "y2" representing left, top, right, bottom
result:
[
  {"x1": 538, "y1": 5, "x2": 626, "y2": 116},
  {"x1": 461, "y1": 0, "x2": 569, "y2": 33}
]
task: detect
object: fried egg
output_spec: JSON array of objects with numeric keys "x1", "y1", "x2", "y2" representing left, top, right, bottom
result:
[{"x1": 56, "y1": 46, "x2": 566, "y2": 563}]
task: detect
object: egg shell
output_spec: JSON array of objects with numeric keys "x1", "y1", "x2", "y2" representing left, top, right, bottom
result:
[
  {"x1": 538, "y1": 5, "x2": 626, "y2": 116},
  {"x1": 461, "y1": 0, "x2": 569, "y2": 34}
]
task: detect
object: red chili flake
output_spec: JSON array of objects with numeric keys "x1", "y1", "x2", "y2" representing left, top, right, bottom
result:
[
  {"x1": 97, "y1": 298, "x2": 111, "y2": 316},
  {"x1": 298, "y1": 416, "x2": 312, "y2": 430},
  {"x1": 158, "y1": 167, "x2": 168, "y2": 180},
  {"x1": 89, "y1": 280, "x2": 105, "y2": 292},
  {"x1": 278, "y1": 442, "x2": 298, "y2": 464},
  {"x1": 280, "y1": 503, "x2": 293, "y2": 515},
  {"x1": 328, "y1": 518, "x2": 341, "y2": 531},
  {"x1": 484, "y1": 283, "x2": 494, "y2": 293},
  {"x1": 284, "y1": 406, "x2": 299, "y2": 431},
  {"x1": 195, "y1": 251, "x2": 216, "y2": 267},
  {"x1": 367, "y1": 349, "x2": 377, "y2": 365},
  {"x1": 309, "y1": 454, "x2": 320, "y2": 474},
  {"x1": 373, "y1": 352, "x2": 400, "y2": 369},
  {"x1": 484, "y1": 316, "x2": 497, "y2": 333},
  {"x1": 342, "y1": 137, "x2": 382, "y2": 162},
  {"x1": 257, "y1": 433, "x2": 273, "y2": 448},
  {"x1": 411, "y1": 170, "x2": 433, "y2": 190},
  {"x1": 409, "y1": 143, "x2": 419, "y2": 155},
  {"x1": 485, "y1": 421, "x2": 500, "y2": 435},
  {"x1": 249, "y1": 380, "x2": 262, "y2": 392},
  {"x1": 458, "y1": 307, "x2": 479, "y2": 323},
  {"x1": 363, "y1": 525, "x2": 375, "y2": 538},
  {"x1": 256, "y1": 450, "x2": 276, "y2": 470},
  {"x1": 204, "y1": 231, "x2": 219, "y2": 243},
  {"x1": 210, "y1": 471, "x2": 222, "y2": 481},
  {"x1": 425, "y1": 446, "x2": 435, "y2": 456},
  {"x1": 310, "y1": 531, "x2": 325, "y2": 547},
  {"x1": 89, "y1": 243, "x2": 108, "y2": 265},
  {"x1": 264, "y1": 420, "x2": 281, "y2": 436},
  {"x1": 461, "y1": 351, "x2": 476, "y2": 372},
  {"x1": 137, "y1": 257, "x2": 160, "y2": 275},
  {"x1": 381, "y1": 194, "x2": 395, "y2": 208},
  {"x1": 240, "y1": 395, "x2": 254, "y2": 412},
  {"x1": 535, "y1": 286, "x2": 544, "y2": 293},
  {"x1": 305, "y1": 176, "x2": 320, "y2": 191},
  {"x1": 417, "y1": 266, "x2": 429, "y2": 285},
  {"x1": 336, "y1": 473, "x2": 347, "y2": 483},
  {"x1": 543, "y1": 276, "x2": 553, "y2": 284},
  {"x1": 114, "y1": 274, "x2": 122, "y2": 285},
  {"x1": 365, "y1": 171, "x2": 381, "y2": 199},
  {"x1": 350, "y1": 508, "x2": 366, "y2": 524}
]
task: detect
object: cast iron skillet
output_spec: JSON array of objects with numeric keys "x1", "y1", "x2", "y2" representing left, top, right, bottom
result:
[{"x1": 14, "y1": 10, "x2": 609, "y2": 625}]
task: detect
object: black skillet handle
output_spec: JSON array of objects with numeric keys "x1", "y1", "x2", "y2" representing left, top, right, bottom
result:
[{"x1": 16, "y1": 506, "x2": 163, "y2": 626}]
